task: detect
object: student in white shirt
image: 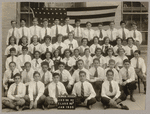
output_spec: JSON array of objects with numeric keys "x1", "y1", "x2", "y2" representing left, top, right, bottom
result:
[
  {"x1": 53, "y1": 49, "x2": 62, "y2": 71},
  {"x1": 72, "y1": 59, "x2": 90, "y2": 83},
  {"x1": 64, "y1": 32, "x2": 78, "y2": 52},
  {"x1": 73, "y1": 48, "x2": 81, "y2": 62},
  {"x1": 52, "y1": 34, "x2": 67, "y2": 55},
  {"x1": 31, "y1": 51, "x2": 42, "y2": 71},
  {"x1": 18, "y1": 46, "x2": 32, "y2": 70},
  {"x1": 93, "y1": 48, "x2": 106, "y2": 69},
  {"x1": 2, "y1": 73, "x2": 26, "y2": 111},
  {"x1": 74, "y1": 18, "x2": 84, "y2": 46},
  {"x1": 113, "y1": 37, "x2": 126, "y2": 56},
  {"x1": 45, "y1": 73, "x2": 67, "y2": 109},
  {"x1": 24, "y1": 71, "x2": 46, "y2": 110},
  {"x1": 55, "y1": 62, "x2": 73, "y2": 94},
  {"x1": 5, "y1": 36, "x2": 18, "y2": 56},
  {"x1": 131, "y1": 50, "x2": 146, "y2": 94},
  {"x1": 130, "y1": 22, "x2": 142, "y2": 50},
  {"x1": 62, "y1": 49, "x2": 76, "y2": 74},
  {"x1": 40, "y1": 18, "x2": 51, "y2": 42},
  {"x1": 106, "y1": 21, "x2": 118, "y2": 46},
  {"x1": 51, "y1": 17, "x2": 62, "y2": 44},
  {"x1": 6, "y1": 20, "x2": 19, "y2": 45},
  {"x1": 83, "y1": 22, "x2": 95, "y2": 46},
  {"x1": 117, "y1": 21, "x2": 130, "y2": 46},
  {"x1": 18, "y1": 19, "x2": 30, "y2": 44},
  {"x1": 126, "y1": 37, "x2": 138, "y2": 60},
  {"x1": 62, "y1": 16, "x2": 74, "y2": 38},
  {"x1": 90, "y1": 36, "x2": 102, "y2": 56},
  {"x1": 81, "y1": 48, "x2": 93, "y2": 70},
  {"x1": 21, "y1": 62, "x2": 34, "y2": 95},
  {"x1": 72, "y1": 70, "x2": 96, "y2": 109},
  {"x1": 95, "y1": 22, "x2": 107, "y2": 45},
  {"x1": 89, "y1": 58, "x2": 105, "y2": 101},
  {"x1": 119, "y1": 59, "x2": 137, "y2": 102},
  {"x1": 102, "y1": 36, "x2": 113, "y2": 56},
  {"x1": 3, "y1": 62, "x2": 20, "y2": 96},
  {"x1": 29, "y1": 18, "x2": 41, "y2": 38},
  {"x1": 78, "y1": 38, "x2": 89, "y2": 56},
  {"x1": 101, "y1": 70, "x2": 129, "y2": 110},
  {"x1": 5, "y1": 48, "x2": 22, "y2": 71}
]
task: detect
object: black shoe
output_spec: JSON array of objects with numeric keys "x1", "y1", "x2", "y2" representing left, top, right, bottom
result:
[
  {"x1": 121, "y1": 105, "x2": 129, "y2": 110},
  {"x1": 42, "y1": 105, "x2": 45, "y2": 110},
  {"x1": 87, "y1": 105, "x2": 92, "y2": 110},
  {"x1": 103, "y1": 105, "x2": 109, "y2": 109},
  {"x1": 96, "y1": 97, "x2": 101, "y2": 102},
  {"x1": 130, "y1": 96, "x2": 136, "y2": 102}
]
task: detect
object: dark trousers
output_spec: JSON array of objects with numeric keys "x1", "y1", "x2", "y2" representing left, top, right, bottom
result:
[
  {"x1": 76, "y1": 97, "x2": 96, "y2": 107},
  {"x1": 62, "y1": 81, "x2": 73, "y2": 95},
  {"x1": 91, "y1": 81, "x2": 103, "y2": 98}
]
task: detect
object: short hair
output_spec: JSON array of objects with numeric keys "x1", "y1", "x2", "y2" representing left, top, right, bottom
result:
[
  {"x1": 53, "y1": 73, "x2": 60, "y2": 77},
  {"x1": 58, "y1": 62, "x2": 65, "y2": 66},
  {"x1": 22, "y1": 46, "x2": 28, "y2": 50},
  {"x1": 98, "y1": 22, "x2": 103, "y2": 26},
  {"x1": 79, "y1": 70, "x2": 86, "y2": 76},
  {"x1": 107, "y1": 48, "x2": 114, "y2": 55},
  {"x1": 24, "y1": 62, "x2": 31, "y2": 67},
  {"x1": 77, "y1": 59, "x2": 84, "y2": 64},
  {"x1": 109, "y1": 21, "x2": 115, "y2": 25},
  {"x1": 93, "y1": 36, "x2": 99, "y2": 41},
  {"x1": 127, "y1": 37, "x2": 134, "y2": 42},
  {"x1": 134, "y1": 50, "x2": 141, "y2": 55},
  {"x1": 116, "y1": 37, "x2": 123, "y2": 43},
  {"x1": 109, "y1": 59, "x2": 115, "y2": 64},
  {"x1": 34, "y1": 50, "x2": 41, "y2": 55},
  {"x1": 32, "y1": 17, "x2": 38, "y2": 21},
  {"x1": 117, "y1": 47, "x2": 125, "y2": 54},
  {"x1": 75, "y1": 18, "x2": 80, "y2": 23},
  {"x1": 10, "y1": 47, "x2": 16, "y2": 52},
  {"x1": 14, "y1": 73, "x2": 21, "y2": 79},
  {"x1": 131, "y1": 22, "x2": 137, "y2": 26},
  {"x1": 103, "y1": 36, "x2": 109, "y2": 43},
  {"x1": 11, "y1": 20, "x2": 17, "y2": 24},
  {"x1": 86, "y1": 21, "x2": 92, "y2": 25},
  {"x1": 123, "y1": 59, "x2": 130, "y2": 64},
  {"x1": 95, "y1": 48, "x2": 102, "y2": 54},
  {"x1": 20, "y1": 19, "x2": 26, "y2": 23},
  {"x1": 57, "y1": 34, "x2": 63, "y2": 38},
  {"x1": 81, "y1": 38, "x2": 88, "y2": 43},
  {"x1": 9, "y1": 61, "x2": 16, "y2": 66},
  {"x1": 93, "y1": 58, "x2": 100, "y2": 63},
  {"x1": 41, "y1": 61, "x2": 49, "y2": 67},
  {"x1": 33, "y1": 71, "x2": 40, "y2": 77},
  {"x1": 45, "y1": 51, "x2": 53, "y2": 59},
  {"x1": 106, "y1": 69, "x2": 114, "y2": 75},
  {"x1": 8, "y1": 36, "x2": 17, "y2": 45},
  {"x1": 74, "y1": 48, "x2": 80, "y2": 53},
  {"x1": 21, "y1": 36, "x2": 28, "y2": 43},
  {"x1": 44, "y1": 35, "x2": 51, "y2": 41},
  {"x1": 43, "y1": 18, "x2": 48, "y2": 22},
  {"x1": 64, "y1": 16, "x2": 70, "y2": 20},
  {"x1": 64, "y1": 49, "x2": 72, "y2": 56},
  {"x1": 54, "y1": 17, "x2": 60, "y2": 20},
  {"x1": 53, "y1": 49, "x2": 61, "y2": 57},
  {"x1": 84, "y1": 48, "x2": 90, "y2": 54},
  {"x1": 120, "y1": 20, "x2": 126, "y2": 25}
]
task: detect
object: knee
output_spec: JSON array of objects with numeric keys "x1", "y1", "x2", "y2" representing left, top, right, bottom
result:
[
  {"x1": 24, "y1": 95, "x2": 29, "y2": 101},
  {"x1": 40, "y1": 95, "x2": 46, "y2": 101}
]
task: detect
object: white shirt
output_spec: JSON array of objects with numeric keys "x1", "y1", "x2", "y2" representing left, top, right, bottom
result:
[
  {"x1": 48, "y1": 81, "x2": 67, "y2": 103},
  {"x1": 40, "y1": 27, "x2": 51, "y2": 40},
  {"x1": 74, "y1": 27, "x2": 84, "y2": 37},
  {"x1": 28, "y1": 43, "x2": 41, "y2": 54},
  {"x1": 105, "y1": 56, "x2": 116, "y2": 66},
  {"x1": 115, "y1": 55, "x2": 128, "y2": 67},
  {"x1": 18, "y1": 44, "x2": 29, "y2": 54},
  {"x1": 101, "y1": 80, "x2": 120, "y2": 99},
  {"x1": 50, "y1": 25, "x2": 62, "y2": 37},
  {"x1": 113, "y1": 45, "x2": 126, "y2": 55},
  {"x1": 52, "y1": 42, "x2": 67, "y2": 54},
  {"x1": 64, "y1": 39, "x2": 78, "y2": 51},
  {"x1": 4, "y1": 45, "x2": 19, "y2": 56},
  {"x1": 43, "y1": 59, "x2": 54, "y2": 70},
  {"x1": 83, "y1": 28, "x2": 95, "y2": 41},
  {"x1": 62, "y1": 24, "x2": 74, "y2": 36},
  {"x1": 131, "y1": 57, "x2": 146, "y2": 74},
  {"x1": 78, "y1": 45, "x2": 89, "y2": 55},
  {"x1": 89, "y1": 66, "x2": 105, "y2": 82},
  {"x1": 93, "y1": 55, "x2": 106, "y2": 67},
  {"x1": 125, "y1": 45, "x2": 138, "y2": 56},
  {"x1": 72, "y1": 55, "x2": 81, "y2": 61},
  {"x1": 106, "y1": 28, "x2": 118, "y2": 41},
  {"x1": 21, "y1": 68, "x2": 34, "y2": 86},
  {"x1": 130, "y1": 30, "x2": 142, "y2": 44},
  {"x1": 55, "y1": 69, "x2": 73, "y2": 85},
  {"x1": 72, "y1": 68, "x2": 90, "y2": 83},
  {"x1": 7, "y1": 82, "x2": 26, "y2": 100},
  {"x1": 18, "y1": 54, "x2": 32, "y2": 67},
  {"x1": 94, "y1": 29, "x2": 107, "y2": 41},
  {"x1": 117, "y1": 28, "x2": 130, "y2": 39},
  {"x1": 40, "y1": 43, "x2": 53, "y2": 54},
  {"x1": 6, "y1": 28, "x2": 19, "y2": 45},
  {"x1": 31, "y1": 58, "x2": 43, "y2": 71},
  {"x1": 62, "y1": 57, "x2": 76, "y2": 67},
  {"x1": 3, "y1": 68, "x2": 20, "y2": 90},
  {"x1": 81, "y1": 55, "x2": 93, "y2": 69},
  {"x1": 28, "y1": 81, "x2": 45, "y2": 101},
  {"x1": 90, "y1": 44, "x2": 102, "y2": 54},
  {"x1": 72, "y1": 81, "x2": 96, "y2": 100},
  {"x1": 29, "y1": 25, "x2": 41, "y2": 38}
]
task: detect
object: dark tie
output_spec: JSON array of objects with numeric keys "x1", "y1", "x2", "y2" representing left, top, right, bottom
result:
[
  {"x1": 41, "y1": 72, "x2": 45, "y2": 84},
  {"x1": 14, "y1": 84, "x2": 18, "y2": 95},
  {"x1": 59, "y1": 71, "x2": 62, "y2": 82},
  {"x1": 46, "y1": 48, "x2": 49, "y2": 52},
  {"x1": 136, "y1": 58, "x2": 139, "y2": 68},
  {"x1": 81, "y1": 82, "x2": 84, "y2": 97},
  {"x1": 130, "y1": 48, "x2": 134, "y2": 56},
  {"x1": 77, "y1": 27, "x2": 79, "y2": 37},
  {"x1": 33, "y1": 46, "x2": 36, "y2": 54},
  {"x1": 12, "y1": 28, "x2": 15, "y2": 36},
  {"x1": 133, "y1": 30, "x2": 136, "y2": 38},
  {"x1": 105, "y1": 46, "x2": 108, "y2": 53},
  {"x1": 126, "y1": 69, "x2": 129, "y2": 79},
  {"x1": 110, "y1": 30, "x2": 113, "y2": 41},
  {"x1": 56, "y1": 25, "x2": 58, "y2": 36},
  {"x1": 34, "y1": 26, "x2": 36, "y2": 35},
  {"x1": 35, "y1": 82, "x2": 38, "y2": 96},
  {"x1": 35, "y1": 59, "x2": 39, "y2": 67},
  {"x1": 55, "y1": 83, "x2": 59, "y2": 98},
  {"x1": 11, "y1": 71, "x2": 14, "y2": 79},
  {"x1": 45, "y1": 28, "x2": 47, "y2": 36},
  {"x1": 23, "y1": 55, "x2": 25, "y2": 65},
  {"x1": 12, "y1": 56, "x2": 14, "y2": 62},
  {"x1": 69, "y1": 44, "x2": 73, "y2": 49},
  {"x1": 22, "y1": 27, "x2": 24, "y2": 36},
  {"x1": 66, "y1": 24, "x2": 70, "y2": 33},
  {"x1": 94, "y1": 67, "x2": 98, "y2": 77},
  {"x1": 99, "y1": 30, "x2": 103, "y2": 39},
  {"x1": 122, "y1": 28, "x2": 126, "y2": 40},
  {"x1": 109, "y1": 81, "x2": 113, "y2": 93}
]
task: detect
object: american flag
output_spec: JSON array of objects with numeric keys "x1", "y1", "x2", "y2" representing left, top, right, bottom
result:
[{"x1": 32, "y1": 5, "x2": 118, "y2": 27}]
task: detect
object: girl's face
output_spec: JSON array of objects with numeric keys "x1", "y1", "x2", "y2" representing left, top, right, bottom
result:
[
  {"x1": 105, "y1": 38, "x2": 109, "y2": 44},
  {"x1": 108, "y1": 50, "x2": 113, "y2": 56},
  {"x1": 34, "y1": 52, "x2": 40, "y2": 59},
  {"x1": 85, "y1": 50, "x2": 90, "y2": 56},
  {"x1": 117, "y1": 39, "x2": 122, "y2": 45},
  {"x1": 68, "y1": 33, "x2": 73, "y2": 39},
  {"x1": 128, "y1": 39, "x2": 133, "y2": 45},
  {"x1": 33, "y1": 36, "x2": 38, "y2": 43},
  {"x1": 46, "y1": 53, "x2": 51, "y2": 59},
  {"x1": 96, "y1": 50, "x2": 101, "y2": 56},
  {"x1": 86, "y1": 23, "x2": 91, "y2": 29},
  {"x1": 10, "y1": 38, "x2": 15, "y2": 44},
  {"x1": 54, "y1": 50, "x2": 59, "y2": 57},
  {"x1": 74, "y1": 50, "x2": 79, "y2": 56},
  {"x1": 94, "y1": 38, "x2": 99, "y2": 44},
  {"x1": 65, "y1": 51, "x2": 70, "y2": 57},
  {"x1": 119, "y1": 49, "x2": 124, "y2": 55},
  {"x1": 57, "y1": 36, "x2": 62, "y2": 42},
  {"x1": 82, "y1": 39, "x2": 87, "y2": 46},
  {"x1": 45, "y1": 38, "x2": 50, "y2": 44},
  {"x1": 22, "y1": 37, "x2": 27, "y2": 44}
]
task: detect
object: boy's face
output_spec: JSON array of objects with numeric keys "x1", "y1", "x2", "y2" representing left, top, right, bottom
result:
[
  {"x1": 94, "y1": 38, "x2": 99, "y2": 44},
  {"x1": 46, "y1": 53, "x2": 51, "y2": 59},
  {"x1": 45, "y1": 38, "x2": 50, "y2": 44},
  {"x1": 65, "y1": 51, "x2": 70, "y2": 57},
  {"x1": 74, "y1": 50, "x2": 79, "y2": 56},
  {"x1": 53, "y1": 75, "x2": 60, "y2": 83},
  {"x1": 34, "y1": 52, "x2": 40, "y2": 59},
  {"x1": 57, "y1": 36, "x2": 62, "y2": 42},
  {"x1": 10, "y1": 38, "x2": 15, "y2": 44},
  {"x1": 22, "y1": 37, "x2": 27, "y2": 44},
  {"x1": 82, "y1": 39, "x2": 87, "y2": 45},
  {"x1": 77, "y1": 61, "x2": 83, "y2": 69},
  {"x1": 109, "y1": 62, "x2": 115, "y2": 68},
  {"x1": 105, "y1": 38, "x2": 109, "y2": 44},
  {"x1": 14, "y1": 76, "x2": 21, "y2": 84},
  {"x1": 117, "y1": 39, "x2": 122, "y2": 45},
  {"x1": 68, "y1": 33, "x2": 73, "y2": 39},
  {"x1": 110, "y1": 22, "x2": 115, "y2": 29},
  {"x1": 134, "y1": 52, "x2": 139, "y2": 58},
  {"x1": 54, "y1": 19, "x2": 60, "y2": 25},
  {"x1": 42, "y1": 65, "x2": 48, "y2": 72},
  {"x1": 79, "y1": 73, "x2": 86, "y2": 82},
  {"x1": 10, "y1": 51, "x2": 16, "y2": 56},
  {"x1": 33, "y1": 36, "x2": 38, "y2": 42},
  {"x1": 22, "y1": 49, "x2": 27, "y2": 55},
  {"x1": 119, "y1": 49, "x2": 124, "y2": 55},
  {"x1": 106, "y1": 72, "x2": 114, "y2": 81},
  {"x1": 132, "y1": 25, "x2": 137, "y2": 30},
  {"x1": 25, "y1": 63, "x2": 31, "y2": 71},
  {"x1": 75, "y1": 21, "x2": 80, "y2": 27},
  {"x1": 20, "y1": 20, "x2": 26, "y2": 27},
  {"x1": 86, "y1": 23, "x2": 91, "y2": 29},
  {"x1": 108, "y1": 50, "x2": 113, "y2": 55},
  {"x1": 93, "y1": 60, "x2": 100, "y2": 68},
  {"x1": 33, "y1": 19, "x2": 38, "y2": 26},
  {"x1": 124, "y1": 62, "x2": 130, "y2": 69},
  {"x1": 9, "y1": 63, "x2": 16, "y2": 71},
  {"x1": 96, "y1": 50, "x2": 102, "y2": 56},
  {"x1": 98, "y1": 24, "x2": 103, "y2": 30},
  {"x1": 85, "y1": 50, "x2": 90, "y2": 55},
  {"x1": 43, "y1": 21, "x2": 48, "y2": 27},
  {"x1": 121, "y1": 23, "x2": 126, "y2": 28},
  {"x1": 11, "y1": 22, "x2": 16, "y2": 28},
  {"x1": 65, "y1": 18, "x2": 70, "y2": 24},
  {"x1": 58, "y1": 64, "x2": 64, "y2": 71},
  {"x1": 128, "y1": 39, "x2": 133, "y2": 44},
  {"x1": 34, "y1": 73, "x2": 41, "y2": 82}
]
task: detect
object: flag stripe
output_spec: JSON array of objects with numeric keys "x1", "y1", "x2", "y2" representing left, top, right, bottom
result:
[
  {"x1": 67, "y1": 6, "x2": 118, "y2": 11},
  {"x1": 67, "y1": 8, "x2": 117, "y2": 16}
]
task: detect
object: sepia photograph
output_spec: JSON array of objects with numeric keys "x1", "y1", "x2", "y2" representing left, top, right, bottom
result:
[{"x1": 1, "y1": 1, "x2": 148, "y2": 112}]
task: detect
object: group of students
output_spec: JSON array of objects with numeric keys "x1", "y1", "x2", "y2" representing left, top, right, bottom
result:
[{"x1": 2, "y1": 16, "x2": 147, "y2": 111}]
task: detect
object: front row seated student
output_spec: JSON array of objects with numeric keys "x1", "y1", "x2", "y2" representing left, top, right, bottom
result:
[
  {"x1": 101, "y1": 70, "x2": 129, "y2": 110},
  {"x1": 89, "y1": 58, "x2": 105, "y2": 101},
  {"x1": 45, "y1": 73, "x2": 68, "y2": 109},
  {"x1": 72, "y1": 70, "x2": 96, "y2": 110},
  {"x1": 119, "y1": 59, "x2": 137, "y2": 102},
  {"x1": 24, "y1": 71, "x2": 46, "y2": 110},
  {"x1": 55, "y1": 62, "x2": 73, "y2": 94},
  {"x1": 3, "y1": 62, "x2": 20, "y2": 96},
  {"x1": 2, "y1": 73, "x2": 26, "y2": 111}
]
